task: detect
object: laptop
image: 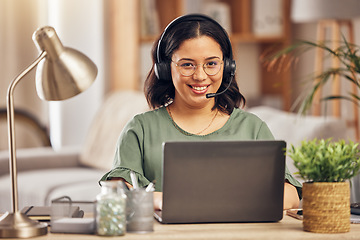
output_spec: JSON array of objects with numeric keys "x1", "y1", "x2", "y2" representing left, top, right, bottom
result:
[{"x1": 154, "y1": 140, "x2": 286, "y2": 224}]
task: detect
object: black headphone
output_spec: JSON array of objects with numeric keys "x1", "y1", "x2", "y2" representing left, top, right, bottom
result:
[{"x1": 154, "y1": 14, "x2": 236, "y2": 82}]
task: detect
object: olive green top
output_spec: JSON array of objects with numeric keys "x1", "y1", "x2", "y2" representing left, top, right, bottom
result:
[{"x1": 101, "y1": 107, "x2": 302, "y2": 198}]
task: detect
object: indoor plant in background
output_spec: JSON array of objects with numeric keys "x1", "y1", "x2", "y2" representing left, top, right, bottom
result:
[
  {"x1": 263, "y1": 37, "x2": 360, "y2": 142},
  {"x1": 264, "y1": 37, "x2": 360, "y2": 114},
  {"x1": 288, "y1": 138, "x2": 360, "y2": 233}
]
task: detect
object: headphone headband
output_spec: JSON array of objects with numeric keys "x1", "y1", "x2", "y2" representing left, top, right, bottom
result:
[
  {"x1": 156, "y1": 14, "x2": 232, "y2": 64},
  {"x1": 154, "y1": 14, "x2": 236, "y2": 81}
]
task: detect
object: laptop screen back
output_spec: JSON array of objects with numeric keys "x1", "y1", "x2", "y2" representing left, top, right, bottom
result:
[{"x1": 158, "y1": 140, "x2": 286, "y2": 224}]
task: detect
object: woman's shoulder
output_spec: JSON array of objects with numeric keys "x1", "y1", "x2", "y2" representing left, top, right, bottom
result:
[
  {"x1": 120, "y1": 107, "x2": 168, "y2": 134},
  {"x1": 135, "y1": 106, "x2": 167, "y2": 118},
  {"x1": 231, "y1": 107, "x2": 264, "y2": 122},
  {"x1": 131, "y1": 106, "x2": 168, "y2": 124},
  {"x1": 225, "y1": 107, "x2": 274, "y2": 140}
]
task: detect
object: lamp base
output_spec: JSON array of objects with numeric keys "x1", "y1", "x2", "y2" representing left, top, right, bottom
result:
[{"x1": 0, "y1": 212, "x2": 48, "y2": 238}]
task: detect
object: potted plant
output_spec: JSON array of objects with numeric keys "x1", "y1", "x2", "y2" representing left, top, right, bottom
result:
[
  {"x1": 263, "y1": 37, "x2": 360, "y2": 115},
  {"x1": 287, "y1": 138, "x2": 360, "y2": 233}
]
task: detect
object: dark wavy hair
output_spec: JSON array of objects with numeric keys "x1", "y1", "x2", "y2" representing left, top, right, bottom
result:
[{"x1": 144, "y1": 16, "x2": 246, "y2": 114}]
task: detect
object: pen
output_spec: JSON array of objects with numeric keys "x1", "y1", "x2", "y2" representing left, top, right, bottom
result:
[
  {"x1": 130, "y1": 171, "x2": 139, "y2": 189},
  {"x1": 145, "y1": 181, "x2": 155, "y2": 192}
]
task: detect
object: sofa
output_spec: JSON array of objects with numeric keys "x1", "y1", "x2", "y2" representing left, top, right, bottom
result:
[
  {"x1": 0, "y1": 91, "x2": 149, "y2": 212},
  {"x1": 0, "y1": 90, "x2": 358, "y2": 213}
]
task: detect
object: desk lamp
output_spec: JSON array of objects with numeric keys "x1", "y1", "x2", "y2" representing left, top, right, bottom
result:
[{"x1": 0, "y1": 26, "x2": 97, "y2": 238}]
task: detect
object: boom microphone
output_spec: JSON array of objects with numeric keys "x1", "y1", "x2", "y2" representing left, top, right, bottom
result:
[{"x1": 206, "y1": 75, "x2": 233, "y2": 98}]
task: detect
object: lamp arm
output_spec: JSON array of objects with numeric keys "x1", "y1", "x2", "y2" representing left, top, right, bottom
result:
[{"x1": 6, "y1": 51, "x2": 47, "y2": 213}]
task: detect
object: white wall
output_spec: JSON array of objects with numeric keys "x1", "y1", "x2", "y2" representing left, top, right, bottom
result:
[{"x1": 47, "y1": 0, "x2": 105, "y2": 150}]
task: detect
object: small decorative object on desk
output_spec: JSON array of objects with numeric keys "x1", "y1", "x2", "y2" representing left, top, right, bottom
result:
[
  {"x1": 287, "y1": 138, "x2": 360, "y2": 233},
  {"x1": 96, "y1": 181, "x2": 127, "y2": 236},
  {"x1": 351, "y1": 202, "x2": 360, "y2": 215},
  {"x1": 51, "y1": 196, "x2": 94, "y2": 234}
]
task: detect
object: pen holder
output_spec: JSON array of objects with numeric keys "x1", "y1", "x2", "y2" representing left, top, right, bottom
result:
[{"x1": 126, "y1": 189, "x2": 154, "y2": 233}]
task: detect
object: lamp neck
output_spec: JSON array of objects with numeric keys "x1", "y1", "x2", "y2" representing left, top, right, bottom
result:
[{"x1": 6, "y1": 51, "x2": 47, "y2": 213}]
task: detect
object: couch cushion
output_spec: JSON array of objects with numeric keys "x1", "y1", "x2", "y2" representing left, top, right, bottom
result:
[
  {"x1": 0, "y1": 146, "x2": 81, "y2": 176},
  {"x1": 248, "y1": 106, "x2": 349, "y2": 181},
  {"x1": 248, "y1": 106, "x2": 349, "y2": 144},
  {"x1": 0, "y1": 168, "x2": 105, "y2": 213},
  {"x1": 79, "y1": 91, "x2": 149, "y2": 170}
]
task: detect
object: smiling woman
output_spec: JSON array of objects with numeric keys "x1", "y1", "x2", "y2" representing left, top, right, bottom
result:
[
  {"x1": 169, "y1": 36, "x2": 224, "y2": 113},
  {"x1": 100, "y1": 14, "x2": 302, "y2": 211},
  {"x1": 147, "y1": 14, "x2": 240, "y2": 114}
]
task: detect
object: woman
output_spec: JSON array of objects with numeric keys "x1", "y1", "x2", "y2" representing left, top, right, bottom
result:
[{"x1": 101, "y1": 14, "x2": 301, "y2": 210}]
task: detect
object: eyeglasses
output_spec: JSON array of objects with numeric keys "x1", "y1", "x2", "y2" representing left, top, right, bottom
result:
[{"x1": 172, "y1": 58, "x2": 223, "y2": 76}]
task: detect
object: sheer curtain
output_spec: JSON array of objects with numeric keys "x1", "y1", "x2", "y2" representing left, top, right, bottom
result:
[
  {"x1": 0, "y1": 0, "x2": 48, "y2": 149},
  {"x1": 0, "y1": 0, "x2": 105, "y2": 150}
]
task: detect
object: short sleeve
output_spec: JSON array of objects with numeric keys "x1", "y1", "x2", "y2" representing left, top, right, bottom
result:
[
  {"x1": 285, "y1": 168, "x2": 303, "y2": 200},
  {"x1": 256, "y1": 121, "x2": 275, "y2": 140},
  {"x1": 99, "y1": 116, "x2": 151, "y2": 188}
]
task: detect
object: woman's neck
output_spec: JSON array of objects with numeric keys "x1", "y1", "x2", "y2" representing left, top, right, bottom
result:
[
  {"x1": 169, "y1": 99, "x2": 216, "y2": 117},
  {"x1": 167, "y1": 100, "x2": 229, "y2": 135}
]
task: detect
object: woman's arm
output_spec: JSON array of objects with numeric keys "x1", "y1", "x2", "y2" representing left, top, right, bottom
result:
[
  {"x1": 283, "y1": 181, "x2": 300, "y2": 210},
  {"x1": 153, "y1": 192, "x2": 163, "y2": 210},
  {"x1": 109, "y1": 177, "x2": 133, "y2": 189}
]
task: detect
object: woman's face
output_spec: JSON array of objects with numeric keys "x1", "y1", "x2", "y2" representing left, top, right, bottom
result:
[{"x1": 170, "y1": 36, "x2": 224, "y2": 108}]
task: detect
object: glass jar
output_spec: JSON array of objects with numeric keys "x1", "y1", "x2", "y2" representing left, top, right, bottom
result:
[{"x1": 96, "y1": 181, "x2": 127, "y2": 236}]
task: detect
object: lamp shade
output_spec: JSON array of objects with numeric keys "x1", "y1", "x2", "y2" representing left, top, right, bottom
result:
[
  {"x1": 291, "y1": 0, "x2": 360, "y2": 23},
  {"x1": 32, "y1": 26, "x2": 97, "y2": 101}
]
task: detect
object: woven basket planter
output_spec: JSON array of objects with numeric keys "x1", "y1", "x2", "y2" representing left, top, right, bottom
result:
[{"x1": 302, "y1": 182, "x2": 350, "y2": 233}]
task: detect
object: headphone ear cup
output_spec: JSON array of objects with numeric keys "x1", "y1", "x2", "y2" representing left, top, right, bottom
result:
[
  {"x1": 154, "y1": 62, "x2": 171, "y2": 81},
  {"x1": 223, "y1": 58, "x2": 236, "y2": 80}
]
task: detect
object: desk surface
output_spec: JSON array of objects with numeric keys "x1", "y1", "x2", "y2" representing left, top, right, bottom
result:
[{"x1": 3, "y1": 215, "x2": 360, "y2": 240}]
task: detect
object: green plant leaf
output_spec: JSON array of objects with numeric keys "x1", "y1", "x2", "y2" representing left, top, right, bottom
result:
[
  {"x1": 287, "y1": 138, "x2": 360, "y2": 182},
  {"x1": 263, "y1": 37, "x2": 360, "y2": 112}
]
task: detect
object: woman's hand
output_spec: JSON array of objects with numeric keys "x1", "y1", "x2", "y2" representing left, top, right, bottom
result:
[
  {"x1": 283, "y1": 182, "x2": 300, "y2": 210},
  {"x1": 153, "y1": 192, "x2": 163, "y2": 210}
]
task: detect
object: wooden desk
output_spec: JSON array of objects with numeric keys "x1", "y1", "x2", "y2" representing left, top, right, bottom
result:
[{"x1": 2, "y1": 215, "x2": 360, "y2": 239}]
